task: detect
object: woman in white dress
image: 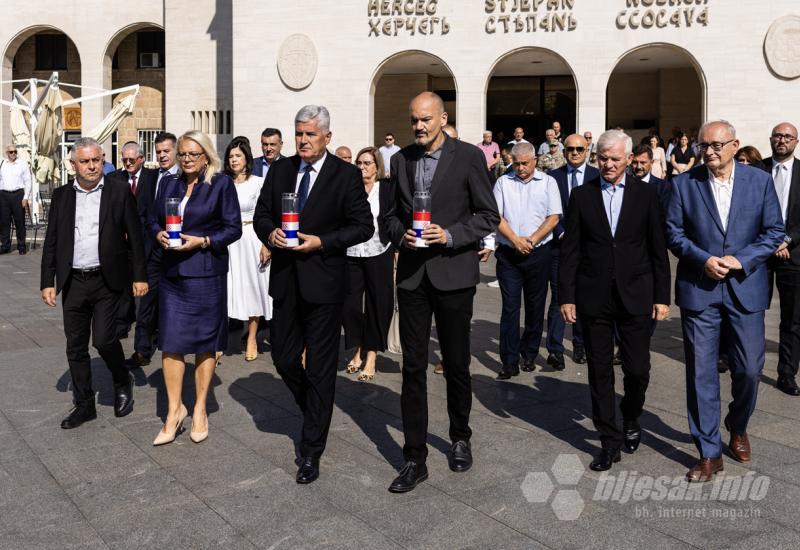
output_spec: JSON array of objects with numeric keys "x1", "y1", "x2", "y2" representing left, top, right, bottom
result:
[
  {"x1": 648, "y1": 135, "x2": 667, "y2": 179},
  {"x1": 223, "y1": 137, "x2": 272, "y2": 361}
]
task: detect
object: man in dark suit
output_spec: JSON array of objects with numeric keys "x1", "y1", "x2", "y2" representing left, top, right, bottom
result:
[
  {"x1": 114, "y1": 142, "x2": 158, "y2": 340},
  {"x1": 666, "y1": 121, "x2": 784, "y2": 482},
  {"x1": 559, "y1": 130, "x2": 670, "y2": 472},
  {"x1": 254, "y1": 105, "x2": 373, "y2": 484},
  {"x1": 763, "y1": 122, "x2": 800, "y2": 396},
  {"x1": 252, "y1": 127, "x2": 285, "y2": 178},
  {"x1": 546, "y1": 133, "x2": 600, "y2": 369},
  {"x1": 630, "y1": 144, "x2": 669, "y2": 211},
  {"x1": 127, "y1": 132, "x2": 178, "y2": 368},
  {"x1": 41, "y1": 137, "x2": 148, "y2": 429},
  {"x1": 383, "y1": 92, "x2": 499, "y2": 493}
]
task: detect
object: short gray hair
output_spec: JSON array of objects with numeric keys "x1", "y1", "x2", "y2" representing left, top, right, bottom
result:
[
  {"x1": 70, "y1": 137, "x2": 102, "y2": 161},
  {"x1": 295, "y1": 105, "x2": 330, "y2": 132},
  {"x1": 121, "y1": 141, "x2": 144, "y2": 157},
  {"x1": 597, "y1": 130, "x2": 633, "y2": 155},
  {"x1": 511, "y1": 142, "x2": 536, "y2": 159},
  {"x1": 699, "y1": 120, "x2": 736, "y2": 140}
]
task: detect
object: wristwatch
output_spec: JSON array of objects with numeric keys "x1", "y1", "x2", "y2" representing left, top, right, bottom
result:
[
  {"x1": 201, "y1": 236, "x2": 210, "y2": 249},
  {"x1": 785, "y1": 236, "x2": 792, "y2": 245}
]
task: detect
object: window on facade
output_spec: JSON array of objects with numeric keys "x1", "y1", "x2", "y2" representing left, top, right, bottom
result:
[
  {"x1": 138, "y1": 129, "x2": 162, "y2": 163},
  {"x1": 137, "y1": 31, "x2": 165, "y2": 69},
  {"x1": 35, "y1": 34, "x2": 68, "y2": 71}
]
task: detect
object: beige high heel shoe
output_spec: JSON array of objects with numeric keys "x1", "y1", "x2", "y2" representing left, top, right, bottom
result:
[
  {"x1": 190, "y1": 414, "x2": 209, "y2": 444},
  {"x1": 153, "y1": 404, "x2": 188, "y2": 446}
]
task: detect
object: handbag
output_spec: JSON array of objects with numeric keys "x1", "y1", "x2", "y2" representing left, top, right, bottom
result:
[{"x1": 387, "y1": 270, "x2": 402, "y2": 354}]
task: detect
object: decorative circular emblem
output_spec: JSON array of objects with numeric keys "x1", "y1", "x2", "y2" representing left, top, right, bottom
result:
[
  {"x1": 277, "y1": 34, "x2": 318, "y2": 90},
  {"x1": 765, "y1": 15, "x2": 800, "y2": 79}
]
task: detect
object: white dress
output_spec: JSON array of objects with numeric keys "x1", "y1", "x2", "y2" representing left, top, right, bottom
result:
[{"x1": 227, "y1": 174, "x2": 272, "y2": 320}]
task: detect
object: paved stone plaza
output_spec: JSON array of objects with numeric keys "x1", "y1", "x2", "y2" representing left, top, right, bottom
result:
[{"x1": 1, "y1": 248, "x2": 799, "y2": 549}]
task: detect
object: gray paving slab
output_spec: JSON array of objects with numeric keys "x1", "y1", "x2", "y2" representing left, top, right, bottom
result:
[{"x1": 2, "y1": 249, "x2": 800, "y2": 548}]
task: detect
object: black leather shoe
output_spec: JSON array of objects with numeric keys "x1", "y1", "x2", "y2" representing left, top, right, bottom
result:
[
  {"x1": 777, "y1": 375, "x2": 800, "y2": 396},
  {"x1": 612, "y1": 351, "x2": 622, "y2": 366},
  {"x1": 125, "y1": 351, "x2": 150, "y2": 368},
  {"x1": 295, "y1": 457, "x2": 320, "y2": 484},
  {"x1": 623, "y1": 419, "x2": 641, "y2": 453},
  {"x1": 60, "y1": 404, "x2": 97, "y2": 429},
  {"x1": 496, "y1": 365, "x2": 519, "y2": 380},
  {"x1": 449, "y1": 440, "x2": 473, "y2": 472},
  {"x1": 521, "y1": 356, "x2": 536, "y2": 372},
  {"x1": 0, "y1": 248, "x2": 10, "y2": 255},
  {"x1": 573, "y1": 345, "x2": 586, "y2": 364},
  {"x1": 547, "y1": 352, "x2": 565, "y2": 371},
  {"x1": 388, "y1": 460, "x2": 428, "y2": 493},
  {"x1": 590, "y1": 447, "x2": 621, "y2": 471},
  {"x1": 114, "y1": 373, "x2": 135, "y2": 417},
  {"x1": 18, "y1": 248, "x2": 26, "y2": 255}
]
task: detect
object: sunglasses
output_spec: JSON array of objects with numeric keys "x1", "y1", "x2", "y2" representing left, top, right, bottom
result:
[
  {"x1": 7, "y1": 150, "x2": 17, "y2": 154},
  {"x1": 565, "y1": 147, "x2": 586, "y2": 153}
]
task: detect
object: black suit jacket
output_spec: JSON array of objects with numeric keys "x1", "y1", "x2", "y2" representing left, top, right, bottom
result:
[
  {"x1": 559, "y1": 176, "x2": 670, "y2": 316},
  {"x1": 763, "y1": 157, "x2": 800, "y2": 266},
  {"x1": 383, "y1": 135, "x2": 500, "y2": 291},
  {"x1": 40, "y1": 172, "x2": 147, "y2": 294},
  {"x1": 377, "y1": 177, "x2": 393, "y2": 245},
  {"x1": 131, "y1": 168, "x2": 159, "y2": 260},
  {"x1": 548, "y1": 163, "x2": 600, "y2": 243},
  {"x1": 253, "y1": 152, "x2": 374, "y2": 304}
]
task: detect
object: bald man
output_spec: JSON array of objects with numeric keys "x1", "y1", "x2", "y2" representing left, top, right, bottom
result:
[
  {"x1": 335, "y1": 146, "x2": 353, "y2": 163},
  {"x1": 764, "y1": 122, "x2": 800, "y2": 396},
  {"x1": 383, "y1": 91, "x2": 499, "y2": 492}
]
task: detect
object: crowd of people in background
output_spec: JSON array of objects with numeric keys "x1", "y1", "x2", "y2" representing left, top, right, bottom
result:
[{"x1": 28, "y1": 89, "x2": 800, "y2": 492}]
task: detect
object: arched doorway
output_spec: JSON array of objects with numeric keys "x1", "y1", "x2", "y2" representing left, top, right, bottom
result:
[
  {"x1": 370, "y1": 51, "x2": 456, "y2": 148},
  {"x1": 103, "y1": 23, "x2": 165, "y2": 166},
  {"x1": 606, "y1": 44, "x2": 705, "y2": 144},
  {"x1": 2, "y1": 27, "x2": 82, "y2": 153},
  {"x1": 485, "y1": 48, "x2": 577, "y2": 149}
]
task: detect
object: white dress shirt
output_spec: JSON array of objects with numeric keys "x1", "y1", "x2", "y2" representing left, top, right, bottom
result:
[
  {"x1": 128, "y1": 167, "x2": 142, "y2": 192},
  {"x1": 72, "y1": 179, "x2": 104, "y2": 269},
  {"x1": 0, "y1": 158, "x2": 32, "y2": 200},
  {"x1": 708, "y1": 165, "x2": 735, "y2": 232},
  {"x1": 155, "y1": 164, "x2": 178, "y2": 198},
  {"x1": 347, "y1": 182, "x2": 390, "y2": 258},
  {"x1": 772, "y1": 157, "x2": 795, "y2": 223},
  {"x1": 493, "y1": 170, "x2": 562, "y2": 247},
  {"x1": 296, "y1": 152, "x2": 327, "y2": 196},
  {"x1": 566, "y1": 162, "x2": 589, "y2": 197}
]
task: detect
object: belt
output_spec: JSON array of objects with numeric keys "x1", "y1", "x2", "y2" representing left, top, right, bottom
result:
[
  {"x1": 242, "y1": 220, "x2": 253, "y2": 225},
  {"x1": 71, "y1": 266, "x2": 101, "y2": 275}
]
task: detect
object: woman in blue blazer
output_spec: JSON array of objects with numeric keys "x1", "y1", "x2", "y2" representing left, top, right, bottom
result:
[{"x1": 149, "y1": 131, "x2": 242, "y2": 445}]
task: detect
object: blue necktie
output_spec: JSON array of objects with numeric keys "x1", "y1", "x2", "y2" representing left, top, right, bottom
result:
[
  {"x1": 570, "y1": 168, "x2": 579, "y2": 190},
  {"x1": 297, "y1": 165, "x2": 312, "y2": 212}
]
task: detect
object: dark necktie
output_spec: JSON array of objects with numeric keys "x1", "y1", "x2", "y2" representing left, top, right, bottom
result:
[
  {"x1": 130, "y1": 175, "x2": 137, "y2": 195},
  {"x1": 297, "y1": 165, "x2": 312, "y2": 212},
  {"x1": 570, "y1": 168, "x2": 579, "y2": 190}
]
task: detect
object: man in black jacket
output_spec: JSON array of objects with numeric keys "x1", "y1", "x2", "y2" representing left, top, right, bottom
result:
[
  {"x1": 763, "y1": 121, "x2": 800, "y2": 396},
  {"x1": 254, "y1": 105, "x2": 373, "y2": 484},
  {"x1": 41, "y1": 137, "x2": 148, "y2": 429},
  {"x1": 559, "y1": 130, "x2": 670, "y2": 471},
  {"x1": 383, "y1": 92, "x2": 499, "y2": 493}
]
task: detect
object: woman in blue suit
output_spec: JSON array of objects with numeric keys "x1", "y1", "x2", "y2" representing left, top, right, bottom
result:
[{"x1": 149, "y1": 130, "x2": 242, "y2": 445}]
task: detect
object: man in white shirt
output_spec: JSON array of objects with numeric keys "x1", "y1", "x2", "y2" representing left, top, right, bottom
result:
[
  {"x1": 378, "y1": 132, "x2": 401, "y2": 177},
  {"x1": 507, "y1": 126, "x2": 530, "y2": 147},
  {"x1": 493, "y1": 142, "x2": 562, "y2": 379},
  {"x1": 0, "y1": 144, "x2": 32, "y2": 254},
  {"x1": 764, "y1": 122, "x2": 800, "y2": 396}
]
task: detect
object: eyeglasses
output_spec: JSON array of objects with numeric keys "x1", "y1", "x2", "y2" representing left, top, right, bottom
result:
[
  {"x1": 121, "y1": 157, "x2": 140, "y2": 164},
  {"x1": 697, "y1": 140, "x2": 736, "y2": 152},
  {"x1": 7, "y1": 150, "x2": 17, "y2": 155},
  {"x1": 565, "y1": 146, "x2": 586, "y2": 153},
  {"x1": 355, "y1": 160, "x2": 375, "y2": 167},
  {"x1": 771, "y1": 133, "x2": 798, "y2": 142},
  {"x1": 178, "y1": 151, "x2": 204, "y2": 160},
  {"x1": 385, "y1": 138, "x2": 394, "y2": 142}
]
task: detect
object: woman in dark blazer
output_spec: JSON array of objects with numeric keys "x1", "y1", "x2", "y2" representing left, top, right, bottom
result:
[
  {"x1": 149, "y1": 130, "x2": 242, "y2": 445},
  {"x1": 342, "y1": 147, "x2": 395, "y2": 381}
]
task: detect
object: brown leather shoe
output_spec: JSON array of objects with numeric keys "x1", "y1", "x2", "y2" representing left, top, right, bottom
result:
[
  {"x1": 686, "y1": 457, "x2": 723, "y2": 483},
  {"x1": 125, "y1": 351, "x2": 150, "y2": 368},
  {"x1": 729, "y1": 432, "x2": 751, "y2": 463}
]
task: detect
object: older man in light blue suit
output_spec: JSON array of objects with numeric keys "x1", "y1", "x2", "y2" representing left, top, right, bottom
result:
[{"x1": 666, "y1": 120, "x2": 784, "y2": 483}]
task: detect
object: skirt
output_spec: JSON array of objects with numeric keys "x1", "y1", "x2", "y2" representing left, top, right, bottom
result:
[
  {"x1": 227, "y1": 224, "x2": 272, "y2": 320},
  {"x1": 159, "y1": 274, "x2": 228, "y2": 355}
]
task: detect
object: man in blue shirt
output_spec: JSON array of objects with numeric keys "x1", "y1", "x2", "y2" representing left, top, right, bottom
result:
[{"x1": 493, "y1": 142, "x2": 562, "y2": 379}]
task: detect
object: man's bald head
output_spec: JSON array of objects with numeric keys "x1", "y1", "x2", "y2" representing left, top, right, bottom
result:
[
  {"x1": 563, "y1": 133, "x2": 588, "y2": 168},
  {"x1": 409, "y1": 91, "x2": 448, "y2": 150},
  {"x1": 770, "y1": 121, "x2": 798, "y2": 162}
]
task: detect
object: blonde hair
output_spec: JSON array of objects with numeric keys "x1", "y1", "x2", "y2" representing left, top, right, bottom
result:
[{"x1": 178, "y1": 130, "x2": 221, "y2": 183}]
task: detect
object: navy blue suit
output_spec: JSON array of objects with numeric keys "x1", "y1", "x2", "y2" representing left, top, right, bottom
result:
[
  {"x1": 666, "y1": 162, "x2": 784, "y2": 458},
  {"x1": 149, "y1": 172, "x2": 242, "y2": 354},
  {"x1": 252, "y1": 155, "x2": 284, "y2": 178},
  {"x1": 546, "y1": 163, "x2": 599, "y2": 355}
]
